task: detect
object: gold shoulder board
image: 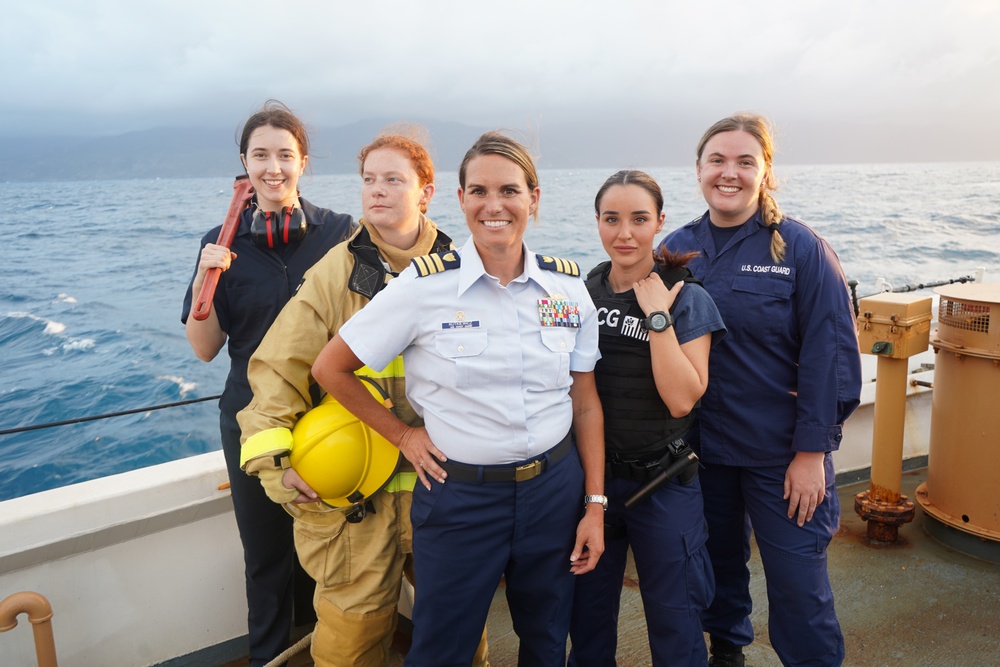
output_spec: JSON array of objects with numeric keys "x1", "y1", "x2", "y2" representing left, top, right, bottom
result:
[
  {"x1": 411, "y1": 251, "x2": 462, "y2": 277},
  {"x1": 536, "y1": 254, "x2": 580, "y2": 277}
]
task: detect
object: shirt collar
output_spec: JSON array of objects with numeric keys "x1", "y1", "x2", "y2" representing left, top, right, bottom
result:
[
  {"x1": 456, "y1": 237, "x2": 536, "y2": 295},
  {"x1": 692, "y1": 209, "x2": 766, "y2": 257}
]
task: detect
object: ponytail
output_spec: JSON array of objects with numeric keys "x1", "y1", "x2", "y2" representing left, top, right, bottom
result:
[{"x1": 654, "y1": 246, "x2": 700, "y2": 271}]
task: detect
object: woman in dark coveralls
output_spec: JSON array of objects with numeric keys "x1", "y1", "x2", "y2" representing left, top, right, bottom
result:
[
  {"x1": 663, "y1": 113, "x2": 862, "y2": 667},
  {"x1": 182, "y1": 100, "x2": 354, "y2": 666}
]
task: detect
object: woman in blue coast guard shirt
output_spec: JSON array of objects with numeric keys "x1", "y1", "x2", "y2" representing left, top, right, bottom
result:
[
  {"x1": 311, "y1": 131, "x2": 607, "y2": 667},
  {"x1": 662, "y1": 113, "x2": 862, "y2": 667}
]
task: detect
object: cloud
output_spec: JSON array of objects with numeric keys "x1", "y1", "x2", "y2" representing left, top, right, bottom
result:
[{"x1": 3, "y1": 0, "x2": 999, "y2": 162}]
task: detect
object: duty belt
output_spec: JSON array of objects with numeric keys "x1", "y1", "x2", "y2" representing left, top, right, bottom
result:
[
  {"x1": 606, "y1": 459, "x2": 661, "y2": 483},
  {"x1": 438, "y1": 431, "x2": 573, "y2": 483},
  {"x1": 606, "y1": 438, "x2": 696, "y2": 484}
]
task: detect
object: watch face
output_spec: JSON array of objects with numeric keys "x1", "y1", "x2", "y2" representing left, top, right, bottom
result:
[{"x1": 649, "y1": 313, "x2": 668, "y2": 331}]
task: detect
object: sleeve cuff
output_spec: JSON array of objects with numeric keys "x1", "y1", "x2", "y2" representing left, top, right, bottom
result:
[
  {"x1": 791, "y1": 422, "x2": 844, "y2": 453},
  {"x1": 240, "y1": 427, "x2": 294, "y2": 470},
  {"x1": 256, "y1": 469, "x2": 299, "y2": 504}
]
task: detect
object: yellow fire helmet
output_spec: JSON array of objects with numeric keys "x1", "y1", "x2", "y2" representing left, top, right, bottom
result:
[{"x1": 290, "y1": 377, "x2": 401, "y2": 508}]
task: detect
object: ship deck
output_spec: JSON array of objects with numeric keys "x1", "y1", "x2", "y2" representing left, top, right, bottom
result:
[{"x1": 254, "y1": 468, "x2": 1000, "y2": 666}]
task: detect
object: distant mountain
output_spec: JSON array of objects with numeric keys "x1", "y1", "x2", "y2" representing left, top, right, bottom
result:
[
  {"x1": 2, "y1": 129, "x2": 240, "y2": 182},
  {"x1": 306, "y1": 118, "x2": 489, "y2": 174},
  {"x1": 3, "y1": 117, "x2": 990, "y2": 183},
  {"x1": 0, "y1": 120, "x2": 490, "y2": 182},
  {"x1": 0, "y1": 117, "x2": 697, "y2": 182}
]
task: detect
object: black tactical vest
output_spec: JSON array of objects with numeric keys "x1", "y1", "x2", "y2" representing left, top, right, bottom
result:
[{"x1": 586, "y1": 261, "x2": 699, "y2": 458}]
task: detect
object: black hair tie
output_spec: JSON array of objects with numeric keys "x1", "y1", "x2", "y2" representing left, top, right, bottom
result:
[{"x1": 768, "y1": 222, "x2": 780, "y2": 232}]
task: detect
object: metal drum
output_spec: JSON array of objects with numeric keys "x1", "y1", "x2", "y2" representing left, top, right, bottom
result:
[{"x1": 916, "y1": 283, "x2": 1000, "y2": 561}]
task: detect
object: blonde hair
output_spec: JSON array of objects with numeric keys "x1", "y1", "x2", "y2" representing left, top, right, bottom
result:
[{"x1": 697, "y1": 113, "x2": 786, "y2": 263}]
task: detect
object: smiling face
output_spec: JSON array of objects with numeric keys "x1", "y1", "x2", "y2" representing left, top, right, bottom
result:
[
  {"x1": 361, "y1": 147, "x2": 433, "y2": 237},
  {"x1": 597, "y1": 183, "x2": 664, "y2": 273},
  {"x1": 458, "y1": 153, "x2": 539, "y2": 259},
  {"x1": 241, "y1": 125, "x2": 308, "y2": 212},
  {"x1": 696, "y1": 129, "x2": 768, "y2": 227}
]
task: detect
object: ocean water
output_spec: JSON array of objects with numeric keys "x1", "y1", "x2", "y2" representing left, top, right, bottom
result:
[{"x1": 2, "y1": 163, "x2": 998, "y2": 501}]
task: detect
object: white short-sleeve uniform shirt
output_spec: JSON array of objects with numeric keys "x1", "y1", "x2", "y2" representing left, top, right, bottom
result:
[{"x1": 339, "y1": 237, "x2": 600, "y2": 465}]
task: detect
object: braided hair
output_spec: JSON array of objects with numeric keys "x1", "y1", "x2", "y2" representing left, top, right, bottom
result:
[{"x1": 697, "y1": 113, "x2": 786, "y2": 263}]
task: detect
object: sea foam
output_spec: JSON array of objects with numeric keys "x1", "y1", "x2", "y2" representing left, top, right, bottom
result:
[{"x1": 158, "y1": 375, "x2": 198, "y2": 396}]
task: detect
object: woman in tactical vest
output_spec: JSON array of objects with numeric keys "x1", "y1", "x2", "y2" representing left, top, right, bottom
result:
[{"x1": 568, "y1": 169, "x2": 725, "y2": 666}]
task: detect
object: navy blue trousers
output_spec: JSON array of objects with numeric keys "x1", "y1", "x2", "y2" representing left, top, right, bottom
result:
[
  {"x1": 568, "y1": 474, "x2": 713, "y2": 666},
  {"x1": 701, "y1": 455, "x2": 844, "y2": 667},
  {"x1": 221, "y1": 412, "x2": 309, "y2": 667},
  {"x1": 406, "y1": 447, "x2": 584, "y2": 667}
]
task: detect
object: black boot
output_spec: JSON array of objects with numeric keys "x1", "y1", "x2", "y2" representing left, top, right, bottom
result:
[{"x1": 708, "y1": 636, "x2": 745, "y2": 667}]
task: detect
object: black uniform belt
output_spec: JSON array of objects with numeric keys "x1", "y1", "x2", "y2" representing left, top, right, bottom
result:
[{"x1": 438, "y1": 431, "x2": 573, "y2": 483}]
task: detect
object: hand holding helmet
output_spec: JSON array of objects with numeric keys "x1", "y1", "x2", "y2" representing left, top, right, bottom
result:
[
  {"x1": 289, "y1": 377, "x2": 401, "y2": 508},
  {"x1": 257, "y1": 467, "x2": 311, "y2": 505}
]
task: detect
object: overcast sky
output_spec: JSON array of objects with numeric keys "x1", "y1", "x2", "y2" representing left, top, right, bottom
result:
[{"x1": 6, "y1": 1, "x2": 1000, "y2": 163}]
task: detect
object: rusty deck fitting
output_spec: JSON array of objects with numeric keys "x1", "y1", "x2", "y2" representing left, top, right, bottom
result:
[{"x1": 854, "y1": 490, "x2": 916, "y2": 542}]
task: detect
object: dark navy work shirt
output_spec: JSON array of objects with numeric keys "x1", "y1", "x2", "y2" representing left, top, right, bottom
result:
[
  {"x1": 663, "y1": 211, "x2": 862, "y2": 466},
  {"x1": 182, "y1": 197, "x2": 355, "y2": 417}
]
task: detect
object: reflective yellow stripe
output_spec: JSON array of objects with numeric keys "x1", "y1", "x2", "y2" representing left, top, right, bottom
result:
[
  {"x1": 356, "y1": 355, "x2": 405, "y2": 380},
  {"x1": 240, "y1": 427, "x2": 293, "y2": 468},
  {"x1": 384, "y1": 472, "x2": 417, "y2": 493}
]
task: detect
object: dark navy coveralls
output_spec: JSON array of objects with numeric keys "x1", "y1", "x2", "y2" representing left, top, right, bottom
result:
[
  {"x1": 663, "y1": 211, "x2": 861, "y2": 667},
  {"x1": 182, "y1": 199, "x2": 354, "y2": 666}
]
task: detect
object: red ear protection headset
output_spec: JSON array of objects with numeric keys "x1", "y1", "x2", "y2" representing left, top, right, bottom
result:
[{"x1": 251, "y1": 207, "x2": 307, "y2": 248}]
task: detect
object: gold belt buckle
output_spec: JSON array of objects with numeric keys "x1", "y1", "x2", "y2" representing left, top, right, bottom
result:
[{"x1": 515, "y1": 459, "x2": 544, "y2": 482}]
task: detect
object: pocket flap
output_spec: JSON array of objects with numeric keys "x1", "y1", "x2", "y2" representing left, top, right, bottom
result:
[
  {"x1": 540, "y1": 328, "x2": 576, "y2": 353},
  {"x1": 435, "y1": 330, "x2": 488, "y2": 358},
  {"x1": 732, "y1": 274, "x2": 793, "y2": 299}
]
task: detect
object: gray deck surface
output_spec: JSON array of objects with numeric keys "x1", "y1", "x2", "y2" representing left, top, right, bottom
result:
[{"x1": 265, "y1": 469, "x2": 1000, "y2": 666}]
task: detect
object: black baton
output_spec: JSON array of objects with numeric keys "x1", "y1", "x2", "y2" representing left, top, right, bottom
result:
[{"x1": 624, "y1": 451, "x2": 700, "y2": 509}]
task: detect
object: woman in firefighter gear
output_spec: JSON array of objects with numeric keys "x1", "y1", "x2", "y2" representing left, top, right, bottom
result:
[
  {"x1": 568, "y1": 170, "x2": 726, "y2": 666},
  {"x1": 237, "y1": 130, "x2": 488, "y2": 667}
]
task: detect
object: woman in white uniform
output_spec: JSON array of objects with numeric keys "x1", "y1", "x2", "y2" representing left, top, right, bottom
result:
[{"x1": 312, "y1": 131, "x2": 607, "y2": 667}]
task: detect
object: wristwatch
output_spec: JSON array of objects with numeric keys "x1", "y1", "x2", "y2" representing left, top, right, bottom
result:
[
  {"x1": 584, "y1": 494, "x2": 608, "y2": 510},
  {"x1": 644, "y1": 310, "x2": 673, "y2": 332}
]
